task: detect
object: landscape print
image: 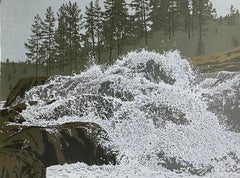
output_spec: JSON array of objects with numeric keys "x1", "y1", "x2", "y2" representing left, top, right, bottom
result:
[{"x1": 1, "y1": 0, "x2": 240, "y2": 177}]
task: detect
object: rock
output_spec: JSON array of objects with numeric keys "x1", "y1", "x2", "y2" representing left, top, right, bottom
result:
[
  {"x1": 142, "y1": 60, "x2": 176, "y2": 84},
  {"x1": 99, "y1": 81, "x2": 134, "y2": 101},
  {"x1": 4, "y1": 77, "x2": 48, "y2": 107},
  {"x1": 0, "y1": 121, "x2": 117, "y2": 167},
  {"x1": 157, "y1": 151, "x2": 213, "y2": 176},
  {"x1": 29, "y1": 100, "x2": 38, "y2": 106},
  {"x1": 142, "y1": 103, "x2": 188, "y2": 127},
  {"x1": 11, "y1": 102, "x2": 27, "y2": 112},
  {"x1": 0, "y1": 149, "x2": 46, "y2": 178},
  {"x1": 0, "y1": 108, "x2": 26, "y2": 124}
]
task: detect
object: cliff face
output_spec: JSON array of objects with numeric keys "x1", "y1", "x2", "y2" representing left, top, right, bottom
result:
[{"x1": 191, "y1": 47, "x2": 240, "y2": 72}]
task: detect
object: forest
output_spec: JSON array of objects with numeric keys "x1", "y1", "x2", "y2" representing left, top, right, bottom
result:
[{"x1": 24, "y1": 0, "x2": 240, "y2": 76}]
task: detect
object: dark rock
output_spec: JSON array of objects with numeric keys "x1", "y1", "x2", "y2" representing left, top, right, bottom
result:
[
  {"x1": 0, "y1": 108, "x2": 26, "y2": 124},
  {"x1": 0, "y1": 149, "x2": 46, "y2": 178},
  {"x1": 157, "y1": 151, "x2": 213, "y2": 176},
  {"x1": 4, "y1": 77, "x2": 48, "y2": 107},
  {"x1": 99, "y1": 81, "x2": 134, "y2": 101},
  {"x1": 0, "y1": 122, "x2": 117, "y2": 168},
  {"x1": 11, "y1": 102, "x2": 27, "y2": 112},
  {"x1": 29, "y1": 100, "x2": 38, "y2": 106},
  {"x1": 137, "y1": 60, "x2": 176, "y2": 84},
  {"x1": 142, "y1": 104, "x2": 188, "y2": 127},
  {"x1": 204, "y1": 72, "x2": 240, "y2": 132},
  {"x1": 46, "y1": 100, "x2": 56, "y2": 105}
]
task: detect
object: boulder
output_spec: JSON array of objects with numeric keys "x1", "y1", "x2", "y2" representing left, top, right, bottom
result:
[
  {"x1": 157, "y1": 151, "x2": 213, "y2": 176},
  {"x1": 99, "y1": 81, "x2": 134, "y2": 101},
  {"x1": 4, "y1": 77, "x2": 47, "y2": 107},
  {"x1": 11, "y1": 102, "x2": 27, "y2": 112},
  {"x1": 0, "y1": 122, "x2": 117, "y2": 167},
  {"x1": 0, "y1": 149, "x2": 46, "y2": 178},
  {"x1": 0, "y1": 108, "x2": 26, "y2": 125},
  {"x1": 142, "y1": 103, "x2": 188, "y2": 127}
]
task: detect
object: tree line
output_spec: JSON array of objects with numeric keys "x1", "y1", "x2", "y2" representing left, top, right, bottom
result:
[{"x1": 25, "y1": 0, "x2": 227, "y2": 76}]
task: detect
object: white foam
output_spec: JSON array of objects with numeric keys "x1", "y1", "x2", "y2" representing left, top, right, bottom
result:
[{"x1": 11, "y1": 50, "x2": 240, "y2": 177}]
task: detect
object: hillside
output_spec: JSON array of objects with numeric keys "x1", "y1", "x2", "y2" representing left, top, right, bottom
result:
[{"x1": 191, "y1": 47, "x2": 240, "y2": 72}]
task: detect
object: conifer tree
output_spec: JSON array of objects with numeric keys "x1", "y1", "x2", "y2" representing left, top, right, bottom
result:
[
  {"x1": 94, "y1": 0, "x2": 104, "y2": 62},
  {"x1": 149, "y1": 0, "x2": 161, "y2": 31},
  {"x1": 116, "y1": 0, "x2": 130, "y2": 55},
  {"x1": 55, "y1": 4, "x2": 68, "y2": 73},
  {"x1": 55, "y1": 2, "x2": 83, "y2": 73},
  {"x1": 25, "y1": 14, "x2": 44, "y2": 78},
  {"x1": 42, "y1": 6, "x2": 56, "y2": 76},
  {"x1": 66, "y1": 2, "x2": 82, "y2": 72},
  {"x1": 103, "y1": 0, "x2": 115, "y2": 62},
  {"x1": 194, "y1": 0, "x2": 215, "y2": 54},
  {"x1": 85, "y1": 1, "x2": 96, "y2": 57},
  {"x1": 179, "y1": 0, "x2": 191, "y2": 38},
  {"x1": 131, "y1": 0, "x2": 151, "y2": 45}
]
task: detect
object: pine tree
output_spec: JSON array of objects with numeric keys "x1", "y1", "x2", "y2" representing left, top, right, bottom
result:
[
  {"x1": 131, "y1": 0, "x2": 151, "y2": 45},
  {"x1": 94, "y1": 0, "x2": 104, "y2": 62},
  {"x1": 55, "y1": 4, "x2": 68, "y2": 73},
  {"x1": 42, "y1": 6, "x2": 56, "y2": 76},
  {"x1": 103, "y1": 0, "x2": 115, "y2": 62},
  {"x1": 149, "y1": 0, "x2": 161, "y2": 31},
  {"x1": 55, "y1": 2, "x2": 83, "y2": 74},
  {"x1": 193, "y1": 0, "x2": 215, "y2": 55},
  {"x1": 66, "y1": 2, "x2": 82, "y2": 73},
  {"x1": 25, "y1": 14, "x2": 44, "y2": 78},
  {"x1": 179, "y1": 0, "x2": 191, "y2": 38},
  {"x1": 85, "y1": 1, "x2": 96, "y2": 57},
  {"x1": 114, "y1": 0, "x2": 129, "y2": 55}
]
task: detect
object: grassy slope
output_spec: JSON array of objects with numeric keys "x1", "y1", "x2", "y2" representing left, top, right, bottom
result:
[{"x1": 191, "y1": 47, "x2": 240, "y2": 72}]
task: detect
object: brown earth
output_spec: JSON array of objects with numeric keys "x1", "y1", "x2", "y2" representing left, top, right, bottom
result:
[{"x1": 191, "y1": 47, "x2": 240, "y2": 72}]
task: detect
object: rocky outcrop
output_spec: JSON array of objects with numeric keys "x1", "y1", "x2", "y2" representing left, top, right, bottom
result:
[
  {"x1": 0, "y1": 108, "x2": 26, "y2": 124},
  {"x1": 4, "y1": 77, "x2": 47, "y2": 107},
  {"x1": 142, "y1": 103, "x2": 188, "y2": 127},
  {"x1": 0, "y1": 149, "x2": 46, "y2": 178},
  {"x1": 0, "y1": 108, "x2": 117, "y2": 177},
  {"x1": 157, "y1": 151, "x2": 213, "y2": 176},
  {"x1": 0, "y1": 122, "x2": 117, "y2": 167}
]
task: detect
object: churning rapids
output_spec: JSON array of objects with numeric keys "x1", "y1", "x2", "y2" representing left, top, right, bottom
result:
[{"x1": 11, "y1": 50, "x2": 240, "y2": 177}]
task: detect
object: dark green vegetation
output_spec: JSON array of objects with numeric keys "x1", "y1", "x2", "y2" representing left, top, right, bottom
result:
[{"x1": 1, "y1": 0, "x2": 240, "y2": 100}]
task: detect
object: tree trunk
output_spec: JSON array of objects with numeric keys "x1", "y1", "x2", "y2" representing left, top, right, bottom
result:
[{"x1": 143, "y1": 0, "x2": 148, "y2": 45}]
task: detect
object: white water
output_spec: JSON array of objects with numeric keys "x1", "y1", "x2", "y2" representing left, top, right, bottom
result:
[{"x1": 14, "y1": 50, "x2": 240, "y2": 177}]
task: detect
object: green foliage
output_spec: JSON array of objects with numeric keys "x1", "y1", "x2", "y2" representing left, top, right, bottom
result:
[
  {"x1": 25, "y1": 14, "x2": 44, "y2": 64},
  {"x1": 42, "y1": 6, "x2": 56, "y2": 76},
  {"x1": 55, "y1": 2, "x2": 83, "y2": 73},
  {"x1": 131, "y1": 0, "x2": 151, "y2": 44},
  {"x1": 24, "y1": 14, "x2": 44, "y2": 77},
  {"x1": 22, "y1": 0, "x2": 239, "y2": 76}
]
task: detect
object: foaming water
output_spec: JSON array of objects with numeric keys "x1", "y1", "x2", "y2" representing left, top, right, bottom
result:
[{"x1": 15, "y1": 50, "x2": 240, "y2": 177}]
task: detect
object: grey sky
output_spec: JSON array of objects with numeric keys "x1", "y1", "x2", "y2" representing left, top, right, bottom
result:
[{"x1": 1, "y1": 0, "x2": 240, "y2": 61}]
